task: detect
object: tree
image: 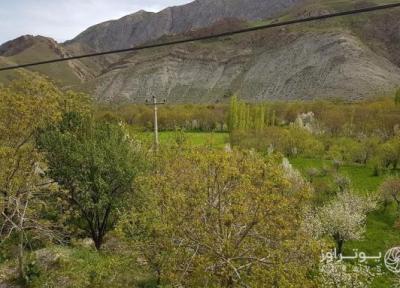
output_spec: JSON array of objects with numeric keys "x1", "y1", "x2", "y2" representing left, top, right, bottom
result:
[
  {"x1": 254, "y1": 105, "x2": 265, "y2": 132},
  {"x1": 334, "y1": 175, "x2": 351, "y2": 193},
  {"x1": 37, "y1": 113, "x2": 143, "y2": 250},
  {"x1": 228, "y1": 96, "x2": 239, "y2": 131},
  {"x1": 375, "y1": 138, "x2": 400, "y2": 171},
  {"x1": 379, "y1": 177, "x2": 400, "y2": 210},
  {"x1": 271, "y1": 109, "x2": 277, "y2": 127},
  {"x1": 120, "y1": 148, "x2": 319, "y2": 287},
  {"x1": 0, "y1": 73, "x2": 65, "y2": 281},
  {"x1": 318, "y1": 261, "x2": 379, "y2": 288},
  {"x1": 395, "y1": 88, "x2": 400, "y2": 106},
  {"x1": 306, "y1": 191, "x2": 375, "y2": 255}
]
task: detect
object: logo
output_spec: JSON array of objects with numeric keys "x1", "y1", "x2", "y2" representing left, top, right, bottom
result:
[{"x1": 384, "y1": 247, "x2": 400, "y2": 274}]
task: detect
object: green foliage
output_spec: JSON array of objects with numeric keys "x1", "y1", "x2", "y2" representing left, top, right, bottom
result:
[
  {"x1": 137, "y1": 131, "x2": 228, "y2": 149},
  {"x1": 395, "y1": 88, "x2": 400, "y2": 105},
  {"x1": 24, "y1": 259, "x2": 41, "y2": 284},
  {"x1": 326, "y1": 137, "x2": 371, "y2": 164},
  {"x1": 37, "y1": 113, "x2": 144, "y2": 250},
  {"x1": 231, "y1": 126, "x2": 324, "y2": 158},
  {"x1": 29, "y1": 246, "x2": 154, "y2": 288},
  {"x1": 0, "y1": 72, "x2": 71, "y2": 280},
  {"x1": 228, "y1": 95, "x2": 239, "y2": 131},
  {"x1": 120, "y1": 148, "x2": 319, "y2": 287},
  {"x1": 379, "y1": 177, "x2": 400, "y2": 210},
  {"x1": 291, "y1": 157, "x2": 400, "y2": 287},
  {"x1": 228, "y1": 96, "x2": 269, "y2": 132},
  {"x1": 369, "y1": 137, "x2": 400, "y2": 174},
  {"x1": 96, "y1": 103, "x2": 227, "y2": 132},
  {"x1": 97, "y1": 97, "x2": 400, "y2": 139},
  {"x1": 2, "y1": 82, "x2": 400, "y2": 288}
]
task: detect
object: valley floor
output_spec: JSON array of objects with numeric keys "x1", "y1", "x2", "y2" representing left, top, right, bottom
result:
[{"x1": 1, "y1": 132, "x2": 398, "y2": 288}]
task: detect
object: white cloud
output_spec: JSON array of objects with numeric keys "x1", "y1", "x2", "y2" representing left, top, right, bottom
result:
[{"x1": 0, "y1": 0, "x2": 193, "y2": 44}]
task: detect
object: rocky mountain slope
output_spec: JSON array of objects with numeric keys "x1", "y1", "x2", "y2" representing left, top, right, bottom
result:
[
  {"x1": 66, "y1": 0, "x2": 304, "y2": 52},
  {"x1": 0, "y1": 35, "x2": 97, "y2": 85},
  {"x1": 90, "y1": 28, "x2": 400, "y2": 103},
  {"x1": 0, "y1": 0, "x2": 400, "y2": 103}
]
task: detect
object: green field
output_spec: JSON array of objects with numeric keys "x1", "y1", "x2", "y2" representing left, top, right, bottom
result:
[{"x1": 291, "y1": 157, "x2": 400, "y2": 287}]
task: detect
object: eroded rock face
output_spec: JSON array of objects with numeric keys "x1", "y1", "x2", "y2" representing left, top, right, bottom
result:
[
  {"x1": 240, "y1": 32, "x2": 400, "y2": 101},
  {"x1": 92, "y1": 31, "x2": 400, "y2": 103},
  {"x1": 1, "y1": 0, "x2": 400, "y2": 103}
]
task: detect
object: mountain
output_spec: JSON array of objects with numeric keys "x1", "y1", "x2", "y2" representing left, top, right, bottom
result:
[
  {"x1": 90, "y1": 26, "x2": 400, "y2": 103},
  {"x1": 0, "y1": 35, "x2": 96, "y2": 85},
  {"x1": 66, "y1": 0, "x2": 303, "y2": 52},
  {"x1": 0, "y1": 0, "x2": 400, "y2": 103}
]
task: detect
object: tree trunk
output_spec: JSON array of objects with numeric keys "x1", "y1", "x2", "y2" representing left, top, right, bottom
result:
[
  {"x1": 333, "y1": 233, "x2": 344, "y2": 256},
  {"x1": 220, "y1": 275, "x2": 235, "y2": 288},
  {"x1": 156, "y1": 268, "x2": 161, "y2": 286},
  {"x1": 393, "y1": 196, "x2": 400, "y2": 212},
  {"x1": 337, "y1": 239, "x2": 344, "y2": 256},
  {"x1": 94, "y1": 236, "x2": 103, "y2": 251},
  {"x1": 18, "y1": 229, "x2": 26, "y2": 282},
  {"x1": 396, "y1": 200, "x2": 400, "y2": 212}
]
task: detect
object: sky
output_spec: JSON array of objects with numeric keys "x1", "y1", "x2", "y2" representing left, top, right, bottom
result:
[{"x1": 0, "y1": 0, "x2": 193, "y2": 44}]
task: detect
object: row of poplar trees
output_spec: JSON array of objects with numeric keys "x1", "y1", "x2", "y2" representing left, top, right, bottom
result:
[{"x1": 228, "y1": 96, "x2": 277, "y2": 131}]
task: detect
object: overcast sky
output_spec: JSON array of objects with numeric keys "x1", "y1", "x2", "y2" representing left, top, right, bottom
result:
[{"x1": 0, "y1": 0, "x2": 193, "y2": 44}]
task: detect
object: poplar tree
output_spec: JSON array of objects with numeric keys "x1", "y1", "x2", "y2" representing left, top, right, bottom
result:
[
  {"x1": 395, "y1": 88, "x2": 400, "y2": 105},
  {"x1": 228, "y1": 96, "x2": 239, "y2": 131}
]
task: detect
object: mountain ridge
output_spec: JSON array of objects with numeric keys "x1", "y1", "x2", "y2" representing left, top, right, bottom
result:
[
  {"x1": 0, "y1": 0, "x2": 399, "y2": 103},
  {"x1": 65, "y1": 0, "x2": 304, "y2": 52}
]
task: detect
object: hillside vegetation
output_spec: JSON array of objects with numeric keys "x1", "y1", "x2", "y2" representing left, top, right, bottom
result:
[{"x1": 1, "y1": 74, "x2": 400, "y2": 287}]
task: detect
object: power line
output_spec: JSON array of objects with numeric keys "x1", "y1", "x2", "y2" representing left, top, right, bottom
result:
[{"x1": 1, "y1": 2, "x2": 400, "y2": 72}]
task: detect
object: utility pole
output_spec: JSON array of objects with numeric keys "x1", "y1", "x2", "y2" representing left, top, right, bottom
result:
[{"x1": 146, "y1": 95, "x2": 166, "y2": 152}]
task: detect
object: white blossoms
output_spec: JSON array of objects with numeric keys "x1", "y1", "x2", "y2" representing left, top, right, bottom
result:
[
  {"x1": 305, "y1": 190, "x2": 376, "y2": 243},
  {"x1": 318, "y1": 261, "x2": 378, "y2": 288}
]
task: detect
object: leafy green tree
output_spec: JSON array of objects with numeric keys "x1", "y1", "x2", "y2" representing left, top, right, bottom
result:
[
  {"x1": 0, "y1": 73, "x2": 66, "y2": 281},
  {"x1": 228, "y1": 96, "x2": 239, "y2": 131},
  {"x1": 379, "y1": 177, "x2": 400, "y2": 210},
  {"x1": 254, "y1": 105, "x2": 265, "y2": 132},
  {"x1": 238, "y1": 101, "x2": 247, "y2": 130},
  {"x1": 121, "y1": 148, "x2": 319, "y2": 287},
  {"x1": 37, "y1": 113, "x2": 143, "y2": 250},
  {"x1": 376, "y1": 139, "x2": 400, "y2": 170},
  {"x1": 271, "y1": 109, "x2": 277, "y2": 127}
]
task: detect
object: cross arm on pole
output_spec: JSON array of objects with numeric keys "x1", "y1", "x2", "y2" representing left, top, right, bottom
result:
[{"x1": 145, "y1": 96, "x2": 167, "y2": 106}]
